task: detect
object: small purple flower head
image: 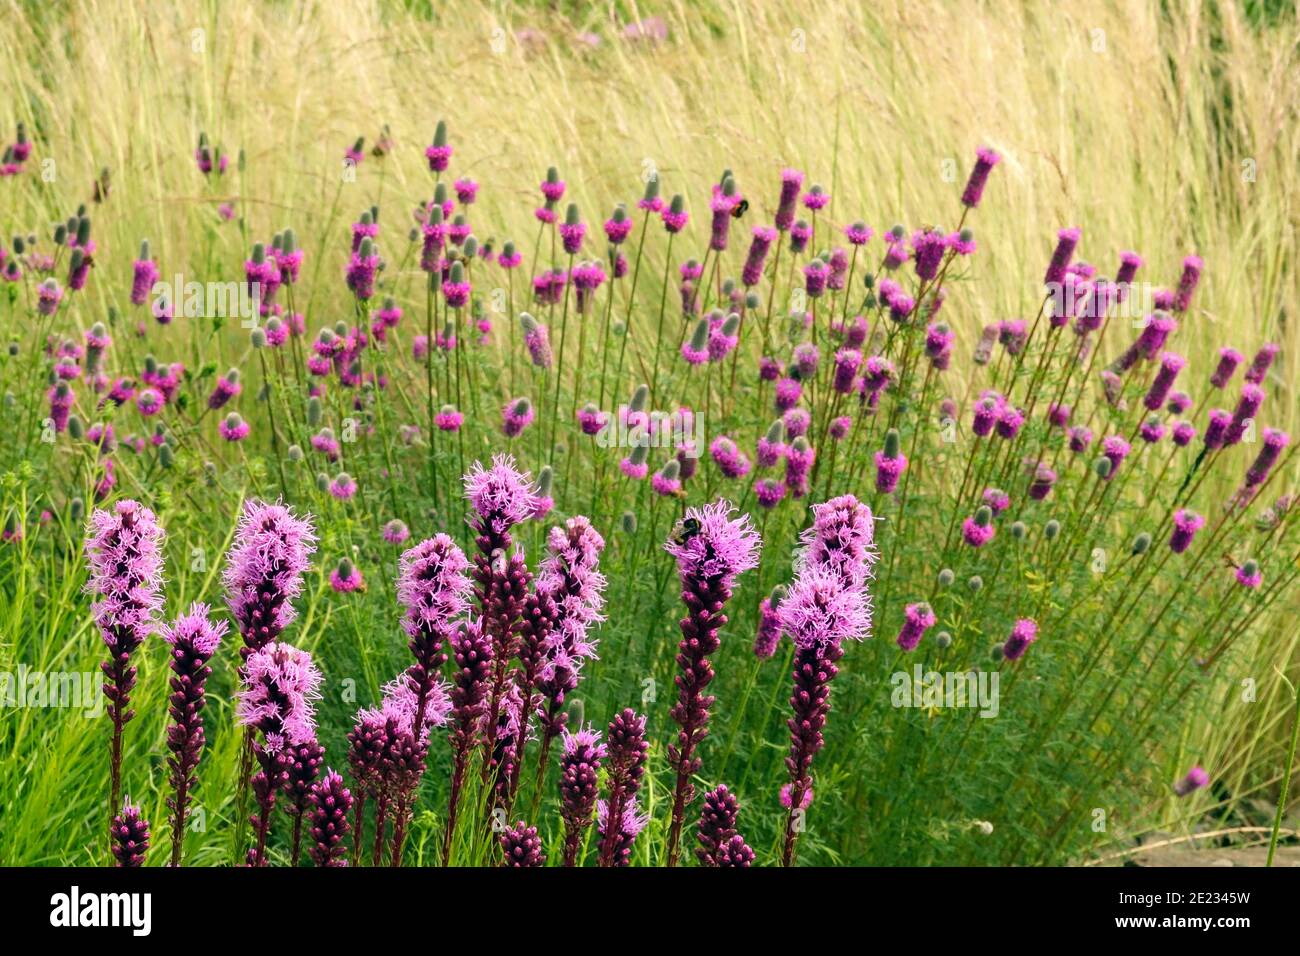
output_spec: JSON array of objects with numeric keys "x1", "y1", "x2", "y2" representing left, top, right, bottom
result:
[
  {"x1": 464, "y1": 454, "x2": 540, "y2": 535},
  {"x1": 85, "y1": 500, "x2": 166, "y2": 649},
  {"x1": 1244, "y1": 428, "x2": 1289, "y2": 489},
  {"x1": 207, "y1": 369, "x2": 242, "y2": 410},
  {"x1": 845, "y1": 220, "x2": 873, "y2": 246},
  {"x1": 775, "y1": 168, "x2": 804, "y2": 231},
  {"x1": 502, "y1": 397, "x2": 535, "y2": 438},
  {"x1": 874, "y1": 428, "x2": 908, "y2": 494},
  {"x1": 782, "y1": 408, "x2": 810, "y2": 439},
  {"x1": 962, "y1": 506, "x2": 995, "y2": 548},
  {"x1": 1003, "y1": 618, "x2": 1039, "y2": 661},
  {"x1": 774, "y1": 376, "x2": 802, "y2": 412},
  {"x1": 236, "y1": 641, "x2": 324, "y2": 752},
  {"x1": 223, "y1": 500, "x2": 317, "y2": 649},
  {"x1": 1172, "y1": 421, "x2": 1196, "y2": 447},
  {"x1": 803, "y1": 258, "x2": 830, "y2": 298},
  {"x1": 520, "y1": 313, "x2": 553, "y2": 369},
  {"x1": 790, "y1": 219, "x2": 812, "y2": 253},
  {"x1": 972, "y1": 396, "x2": 1001, "y2": 437},
  {"x1": 1047, "y1": 403, "x2": 1071, "y2": 428},
  {"x1": 742, "y1": 225, "x2": 777, "y2": 287},
  {"x1": 1140, "y1": 418, "x2": 1166, "y2": 444},
  {"x1": 1169, "y1": 509, "x2": 1206, "y2": 554},
  {"x1": 1174, "y1": 766, "x2": 1210, "y2": 797},
  {"x1": 1226, "y1": 384, "x2": 1265, "y2": 446},
  {"x1": 961, "y1": 146, "x2": 1001, "y2": 208},
  {"x1": 1044, "y1": 227, "x2": 1081, "y2": 287},
  {"x1": 662, "y1": 194, "x2": 689, "y2": 233},
  {"x1": 219, "y1": 412, "x2": 250, "y2": 442},
  {"x1": 1173, "y1": 255, "x2": 1203, "y2": 313},
  {"x1": 995, "y1": 404, "x2": 1025, "y2": 440},
  {"x1": 1101, "y1": 435, "x2": 1131, "y2": 480},
  {"x1": 383, "y1": 519, "x2": 410, "y2": 545},
  {"x1": 1203, "y1": 409, "x2": 1231, "y2": 450},
  {"x1": 435, "y1": 405, "x2": 463, "y2": 432},
  {"x1": 664, "y1": 499, "x2": 761, "y2": 590},
  {"x1": 1144, "y1": 351, "x2": 1185, "y2": 411},
  {"x1": 754, "y1": 586, "x2": 786, "y2": 659},
  {"x1": 896, "y1": 602, "x2": 936, "y2": 652},
  {"x1": 329, "y1": 472, "x2": 357, "y2": 501},
  {"x1": 307, "y1": 769, "x2": 352, "y2": 867},
  {"x1": 425, "y1": 120, "x2": 452, "y2": 172},
  {"x1": 1028, "y1": 465, "x2": 1057, "y2": 501},
  {"x1": 911, "y1": 229, "x2": 948, "y2": 281},
  {"x1": 983, "y1": 487, "x2": 1010, "y2": 515},
  {"x1": 780, "y1": 564, "x2": 872, "y2": 650},
  {"x1": 111, "y1": 803, "x2": 150, "y2": 867},
  {"x1": 1236, "y1": 559, "x2": 1262, "y2": 589},
  {"x1": 1244, "y1": 342, "x2": 1279, "y2": 385},
  {"x1": 755, "y1": 477, "x2": 786, "y2": 509},
  {"x1": 500, "y1": 821, "x2": 545, "y2": 867},
  {"x1": 328, "y1": 558, "x2": 365, "y2": 593},
  {"x1": 1211, "y1": 347, "x2": 1244, "y2": 389},
  {"x1": 802, "y1": 184, "x2": 830, "y2": 211}
]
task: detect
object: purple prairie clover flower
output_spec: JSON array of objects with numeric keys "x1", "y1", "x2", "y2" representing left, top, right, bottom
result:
[
  {"x1": 604, "y1": 205, "x2": 633, "y2": 244},
  {"x1": 1002, "y1": 618, "x2": 1039, "y2": 661},
  {"x1": 662, "y1": 194, "x2": 689, "y2": 233},
  {"x1": 1173, "y1": 255, "x2": 1203, "y2": 313},
  {"x1": 1167, "y1": 391, "x2": 1192, "y2": 415},
  {"x1": 1028, "y1": 465, "x2": 1057, "y2": 500},
  {"x1": 912, "y1": 229, "x2": 948, "y2": 281},
  {"x1": 571, "y1": 259, "x2": 607, "y2": 313},
  {"x1": 1211, "y1": 347, "x2": 1244, "y2": 388},
  {"x1": 1244, "y1": 428, "x2": 1290, "y2": 490},
  {"x1": 329, "y1": 559, "x2": 365, "y2": 593},
  {"x1": 652, "y1": 461, "x2": 683, "y2": 497},
  {"x1": 501, "y1": 397, "x2": 535, "y2": 438},
  {"x1": 755, "y1": 476, "x2": 787, "y2": 509},
  {"x1": 662, "y1": 500, "x2": 760, "y2": 865},
  {"x1": 1101, "y1": 435, "x2": 1131, "y2": 480},
  {"x1": 520, "y1": 313, "x2": 553, "y2": 369},
  {"x1": 111, "y1": 804, "x2": 150, "y2": 867},
  {"x1": 307, "y1": 770, "x2": 352, "y2": 867},
  {"x1": 925, "y1": 321, "x2": 954, "y2": 361},
  {"x1": 827, "y1": 246, "x2": 850, "y2": 290},
  {"x1": 597, "y1": 796, "x2": 649, "y2": 867},
  {"x1": 790, "y1": 219, "x2": 812, "y2": 253},
  {"x1": 973, "y1": 323, "x2": 998, "y2": 365},
  {"x1": 983, "y1": 487, "x2": 1010, "y2": 515},
  {"x1": 696, "y1": 784, "x2": 740, "y2": 866},
  {"x1": 757, "y1": 421, "x2": 787, "y2": 468},
  {"x1": 329, "y1": 472, "x2": 357, "y2": 500},
  {"x1": 559, "y1": 204, "x2": 587, "y2": 254},
  {"x1": 759, "y1": 355, "x2": 781, "y2": 381},
  {"x1": 783, "y1": 408, "x2": 810, "y2": 439},
  {"x1": 996, "y1": 404, "x2": 1025, "y2": 440},
  {"x1": 709, "y1": 436, "x2": 751, "y2": 479},
  {"x1": 500, "y1": 821, "x2": 545, "y2": 867},
  {"x1": 998, "y1": 319, "x2": 1028, "y2": 355},
  {"x1": 86, "y1": 500, "x2": 166, "y2": 817},
  {"x1": 962, "y1": 146, "x2": 1001, "y2": 207},
  {"x1": 442, "y1": 263, "x2": 471, "y2": 308},
  {"x1": 1048, "y1": 403, "x2": 1072, "y2": 428},
  {"x1": 803, "y1": 258, "x2": 830, "y2": 298},
  {"x1": 861, "y1": 356, "x2": 894, "y2": 396},
  {"x1": 383, "y1": 520, "x2": 410, "y2": 545},
  {"x1": 889, "y1": 292, "x2": 916, "y2": 324},
  {"x1": 441, "y1": 619, "x2": 493, "y2": 864},
  {"x1": 1144, "y1": 352, "x2": 1186, "y2": 410},
  {"x1": 896, "y1": 602, "x2": 937, "y2": 652},
  {"x1": 708, "y1": 313, "x2": 740, "y2": 360},
  {"x1": 424, "y1": 121, "x2": 452, "y2": 171},
  {"x1": 1244, "y1": 342, "x2": 1280, "y2": 385},
  {"x1": 830, "y1": 415, "x2": 852, "y2": 440},
  {"x1": 743, "y1": 226, "x2": 777, "y2": 286},
  {"x1": 1236, "y1": 559, "x2": 1262, "y2": 589},
  {"x1": 577, "y1": 403, "x2": 608, "y2": 436},
  {"x1": 48, "y1": 383, "x2": 74, "y2": 432},
  {"x1": 1044, "y1": 227, "x2": 1081, "y2": 288},
  {"x1": 207, "y1": 370, "x2": 241, "y2": 409},
  {"x1": 130, "y1": 253, "x2": 159, "y2": 306},
  {"x1": 160, "y1": 602, "x2": 226, "y2": 866},
  {"x1": 774, "y1": 376, "x2": 802, "y2": 412},
  {"x1": 1115, "y1": 250, "x2": 1144, "y2": 292},
  {"x1": 883, "y1": 239, "x2": 910, "y2": 269},
  {"x1": 558, "y1": 726, "x2": 605, "y2": 866},
  {"x1": 311, "y1": 428, "x2": 341, "y2": 461},
  {"x1": 754, "y1": 586, "x2": 786, "y2": 659},
  {"x1": 709, "y1": 182, "x2": 739, "y2": 251},
  {"x1": 453, "y1": 177, "x2": 478, "y2": 205},
  {"x1": 785, "y1": 437, "x2": 815, "y2": 498},
  {"x1": 792, "y1": 342, "x2": 820, "y2": 378},
  {"x1": 1140, "y1": 418, "x2": 1167, "y2": 444},
  {"x1": 833, "y1": 348, "x2": 862, "y2": 393},
  {"x1": 434, "y1": 403, "x2": 465, "y2": 432},
  {"x1": 1174, "y1": 766, "x2": 1210, "y2": 797},
  {"x1": 1226, "y1": 384, "x2": 1265, "y2": 446},
  {"x1": 1101, "y1": 369, "x2": 1125, "y2": 405},
  {"x1": 1204, "y1": 409, "x2": 1231, "y2": 450},
  {"x1": 619, "y1": 444, "x2": 650, "y2": 479},
  {"x1": 223, "y1": 500, "x2": 317, "y2": 658},
  {"x1": 1172, "y1": 421, "x2": 1196, "y2": 446},
  {"x1": 597, "y1": 708, "x2": 649, "y2": 867},
  {"x1": 351, "y1": 217, "x2": 379, "y2": 252},
  {"x1": 344, "y1": 246, "x2": 379, "y2": 301},
  {"x1": 37, "y1": 279, "x2": 63, "y2": 315},
  {"x1": 845, "y1": 220, "x2": 874, "y2": 245},
  {"x1": 1137, "y1": 312, "x2": 1178, "y2": 359},
  {"x1": 802, "y1": 184, "x2": 830, "y2": 211},
  {"x1": 775, "y1": 168, "x2": 803, "y2": 231},
  {"x1": 875, "y1": 429, "x2": 907, "y2": 494},
  {"x1": 1169, "y1": 509, "x2": 1206, "y2": 553},
  {"x1": 963, "y1": 506, "x2": 996, "y2": 548}
]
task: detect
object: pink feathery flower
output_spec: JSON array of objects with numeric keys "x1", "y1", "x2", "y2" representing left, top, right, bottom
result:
[
  {"x1": 85, "y1": 500, "x2": 166, "y2": 650},
  {"x1": 597, "y1": 795, "x2": 649, "y2": 867},
  {"x1": 501, "y1": 398, "x2": 535, "y2": 438},
  {"x1": 780, "y1": 564, "x2": 871, "y2": 650},
  {"x1": 464, "y1": 454, "x2": 540, "y2": 536},
  {"x1": 223, "y1": 499, "x2": 317, "y2": 655},
  {"x1": 1003, "y1": 618, "x2": 1039, "y2": 661},
  {"x1": 1174, "y1": 766, "x2": 1210, "y2": 797},
  {"x1": 236, "y1": 641, "x2": 324, "y2": 753},
  {"x1": 796, "y1": 493, "x2": 877, "y2": 588},
  {"x1": 896, "y1": 602, "x2": 936, "y2": 652},
  {"x1": 1169, "y1": 509, "x2": 1205, "y2": 554},
  {"x1": 961, "y1": 146, "x2": 1001, "y2": 208},
  {"x1": 1244, "y1": 342, "x2": 1279, "y2": 385}
]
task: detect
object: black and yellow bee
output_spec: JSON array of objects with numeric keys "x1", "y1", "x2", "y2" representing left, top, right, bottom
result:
[
  {"x1": 730, "y1": 198, "x2": 750, "y2": 220},
  {"x1": 669, "y1": 516, "x2": 702, "y2": 546}
]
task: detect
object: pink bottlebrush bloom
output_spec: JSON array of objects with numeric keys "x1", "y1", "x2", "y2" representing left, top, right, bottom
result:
[
  {"x1": 802, "y1": 184, "x2": 830, "y2": 210},
  {"x1": 557, "y1": 726, "x2": 605, "y2": 864},
  {"x1": 790, "y1": 219, "x2": 812, "y2": 253},
  {"x1": 329, "y1": 472, "x2": 358, "y2": 500},
  {"x1": 962, "y1": 508, "x2": 996, "y2": 548},
  {"x1": 1138, "y1": 417, "x2": 1166, "y2": 443},
  {"x1": 1144, "y1": 352, "x2": 1186, "y2": 411},
  {"x1": 329, "y1": 559, "x2": 365, "y2": 593},
  {"x1": 1244, "y1": 342, "x2": 1279, "y2": 385},
  {"x1": 781, "y1": 784, "x2": 813, "y2": 811},
  {"x1": 796, "y1": 493, "x2": 877, "y2": 587},
  {"x1": 742, "y1": 226, "x2": 777, "y2": 286},
  {"x1": 596, "y1": 796, "x2": 649, "y2": 867},
  {"x1": 383, "y1": 520, "x2": 411, "y2": 545},
  {"x1": 1173, "y1": 255, "x2": 1203, "y2": 313},
  {"x1": 896, "y1": 602, "x2": 936, "y2": 652},
  {"x1": 962, "y1": 146, "x2": 1001, "y2": 207},
  {"x1": 1101, "y1": 435, "x2": 1131, "y2": 480},
  {"x1": 845, "y1": 220, "x2": 874, "y2": 245},
  {"x1": 111, "y1": 804, "x2": 150, "y2": 867},
  {"x1": 208, "y1": 371, "x2": 242, "y2": 409},
  {"x1": 774, "y1": 377, "x2": 802, "y2": 412},
  {"x1": 1244, "y1": 428, "x2": 1290, "y2": 489},
  {"x1": 1225, "y1": 384, "x2": 1265, "y2": 446},
  {"x1": 435, "y1": 405, "x2": 464, "y2": 432},
  {"x1": 237, "y1": 641, "x2": 323, "y2": 753},
  {"x1": 1211, "y1": 347, "x2": 1244, "y2": 389},
  {"x1": 1003, "y1": 618, "x2": 1039, "y2": 661},
  {"x1": 781, "y1": 564, "x2": 871, "y2": 650},
  {"x1": 775, "y1": 168, "x2": 803, "y2": 231},
  {"x1": 755, "y1": 476, "x2": 786, "y2": 509},
  {"x1": 1174, "y1": 766, "x2": 1210, "y2": 797},
  {"x1": 85, "y1": 500, "x2": 166, "y2": 652},
  {"x1": 501, "y1": 398, "x2": 535, "y2": 438},
  {"x1": 219, "y1": 413, "x2": 250, "y2": 442},
  {"x1": 464, "y1": 454, "x2": 541, "y2": 537},
  {"x1": 1169, "y1": 509, "x2": 1205, "y2": 553},
  {"x1": 1044, "y1": 227, "x2": 1081, "y2": 288}
]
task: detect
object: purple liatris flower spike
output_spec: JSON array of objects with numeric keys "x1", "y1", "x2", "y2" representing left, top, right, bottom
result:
[
  {"x1": 696, "y1": 784, "x2": 740, "y2": 866},
  {"x1": 1169, "y1": 509, "x2": 1205, "y2": 554},
  {"x1": 1003, "y1": 618, "x2": 1039, "y2": 661},
  {"x1": 161, "y1": 602, "x2": 226, "y2": 866},
  {"x1": 1174, "y1": 766, "x2": 1209, "y2": 797},
  {"x1": 961, "y1": 146, "x2": 1001, "y2": 208},
  {"x1": 224, "y1": 500, "x2": 317, "y2": 658},
  {"x1": 558, "y1": 726, "x2": 605, "y2": 866},
  {"x1": 500, "y1": 821, "x2": 545, "y2": 867},
  {"x1": 307, "y1": 769, "x2": 352, "y2": 867},
  {"x1": 441, "y1": 619, "x2": 494, "y2": 865},
  {"x1": 597, "y1": 708, "x2": 649, "y2": 867},
  {"x1": 111, "y1": 803, "x2": 150, "y2": 867},
  {"x1": 597, "y1": 796, "x2": 649, "y2": 867},
  {"x1": 85, "y1": 500, "x2": 166, "y2": 823},
  {"x1": 662, "y1": 500, "x2": 760, "y2": 866}
]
